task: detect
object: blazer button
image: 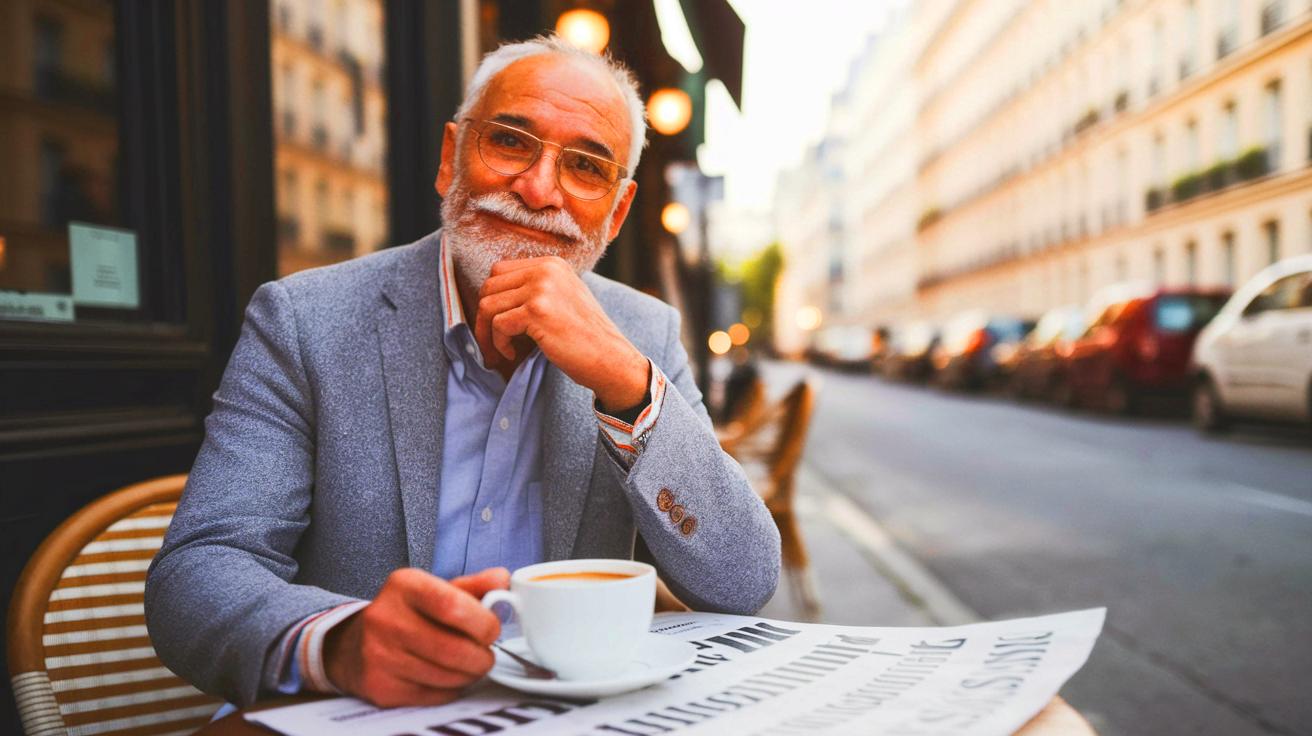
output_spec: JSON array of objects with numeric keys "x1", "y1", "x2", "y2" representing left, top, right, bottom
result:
[
  {"x1": 656, "y1": 488, "x2": 674, "y2": 512},
  {"x1": 668, "y1": 504, "x2": 686, "y2": 524},
  {"x1": 680, "y1": 516, "x2": 697, "y2": 537}
]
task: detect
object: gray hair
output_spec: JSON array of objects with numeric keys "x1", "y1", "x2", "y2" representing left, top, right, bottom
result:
[{"x1": 455, "y1": 34, "x2": 648, "y2": 174}]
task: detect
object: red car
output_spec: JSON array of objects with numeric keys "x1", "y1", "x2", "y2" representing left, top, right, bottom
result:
[{"x1": 1066, "y1": 287, "x2": 1231, "y2": 413}]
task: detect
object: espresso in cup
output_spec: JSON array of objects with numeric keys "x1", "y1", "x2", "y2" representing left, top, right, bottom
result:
[
  {"x1": 482, "y1": 559, "x2": 655, "y2": 680},
  {"x1": 529, "y1": 571, "x2": 636, "y2": 583}
]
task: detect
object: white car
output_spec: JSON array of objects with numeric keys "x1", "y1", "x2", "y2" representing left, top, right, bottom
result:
[{"x1": 1192, "y1": 254, "x2": 1312, "y2": 432}]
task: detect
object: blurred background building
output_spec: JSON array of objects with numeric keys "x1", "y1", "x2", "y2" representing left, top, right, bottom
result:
[
  {"x1": 773, "y1": 0, "x2": 1312, "y2": 348},
  {"x1": 270, "y1": 0, "x2": 389, "y2": 275}
]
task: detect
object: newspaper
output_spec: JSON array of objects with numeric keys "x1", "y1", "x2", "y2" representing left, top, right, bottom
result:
[{"x1": 246, "y1": 608, "x2": 1104, "y2": 736}]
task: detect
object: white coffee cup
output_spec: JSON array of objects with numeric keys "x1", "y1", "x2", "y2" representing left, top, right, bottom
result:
[{"x1": 481, "y1": 558, "x2": 656, "y2": 680}]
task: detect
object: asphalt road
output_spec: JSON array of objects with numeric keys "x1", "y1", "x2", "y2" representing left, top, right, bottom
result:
[{"x1": 761, "y1": 362, "x2": 1312, "y2": 736}]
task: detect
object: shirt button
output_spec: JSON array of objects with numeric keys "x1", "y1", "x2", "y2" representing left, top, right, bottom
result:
[
  {"x1": 481, "y1": 506, "x2": 493, "y2": 523},
  {"x1": 499, "y1": 417, "x2": 510, "y2": 431},
  {"x1": 465, "y1": 343, "x2": 476, "y2": 355}
]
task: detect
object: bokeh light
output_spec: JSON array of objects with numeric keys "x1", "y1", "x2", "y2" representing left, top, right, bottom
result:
[
  {"x1": 661, "y1": 202, "x2": 691, "y2": 234},
  {"x1": 708, "y1": 330, "x2": 732, "y2": 355},
  {"x1": 555, "y1": 9, "x2": 610, "y2": 53},
  {"x1": 647, "y1": 88, "x2": 693, "y2": 136},
  {"x1": 795, "y1": 306, "x2": 822, "y2": 331},
  {"x1": 728, "y1": 323, "x2": 750, "y2": 345}
]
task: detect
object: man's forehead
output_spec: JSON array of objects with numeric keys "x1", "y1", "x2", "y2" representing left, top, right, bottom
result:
[{"x1": 474, "y1": 54, "x2": 632, "y2": 164}]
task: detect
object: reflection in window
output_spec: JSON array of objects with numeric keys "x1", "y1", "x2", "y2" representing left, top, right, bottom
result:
[
  {"x1": 271, "y1": 0, "x2": 388, "y2": 276},
  {"x1": 1, "y1": 0, "x2": 127, "y2": 323}
]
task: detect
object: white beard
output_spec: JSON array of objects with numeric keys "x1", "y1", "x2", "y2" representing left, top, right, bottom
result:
[{"x1": 440, "y1": 173, "x2": 619, "y2": 293}]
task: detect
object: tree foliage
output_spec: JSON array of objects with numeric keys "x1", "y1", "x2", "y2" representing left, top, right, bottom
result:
[{"x1": 721, "y1": 242, "x2": 784, "y2": 344}]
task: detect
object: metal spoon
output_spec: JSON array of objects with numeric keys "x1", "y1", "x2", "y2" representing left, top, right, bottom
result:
[{"x1": 492, "y1": 642, "x2": 557, "y2": 680}]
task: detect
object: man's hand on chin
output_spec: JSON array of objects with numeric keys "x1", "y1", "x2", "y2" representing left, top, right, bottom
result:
[
  {"x1": 322, "y1": 567, "x2": 509, "y2": 707},
  {"x1": 474, "y1": 256, "x2": 650, "y2": 412}
]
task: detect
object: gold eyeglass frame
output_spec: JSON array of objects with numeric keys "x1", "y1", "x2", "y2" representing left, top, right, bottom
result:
[{"x1": 463, "y1": 118, "x2": 629, "y2": 200}]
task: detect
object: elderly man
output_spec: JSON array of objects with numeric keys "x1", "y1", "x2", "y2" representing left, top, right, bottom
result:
[{"x1": 145, "y1": 36, "x2": 780, "y2": 709}]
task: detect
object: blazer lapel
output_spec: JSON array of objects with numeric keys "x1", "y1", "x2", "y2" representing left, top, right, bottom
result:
[
  {"x1": 378, "y1": 232, "x2": 446, "y2": 571},
  {"x1": 541, "y1": 364, "x2": 597, "y2": 560}
]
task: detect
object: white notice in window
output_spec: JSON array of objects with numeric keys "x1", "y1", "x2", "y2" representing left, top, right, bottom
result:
[{"x1": 70, "y1": 222, "x2": 140, "y2": 308}]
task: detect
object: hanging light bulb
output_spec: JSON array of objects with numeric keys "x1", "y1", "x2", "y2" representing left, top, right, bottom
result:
[
  {"x1": 555, "y1": 9, "x2": 610, "y2": 54},
  {"x1": 647, "y1": 88, "x2": 692, "y2": 136}
]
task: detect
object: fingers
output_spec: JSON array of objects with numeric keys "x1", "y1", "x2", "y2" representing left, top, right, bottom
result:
[
  {"x1": 399, "y1": 572, "x2": 502, "y2": 646},
  {"x1": 451, "y1": 567, "x2": 511, "y2": 599},
  {"x1": 488, "y1": 256, "x2": 566, "y2": 279},
  {"x1": 399, "y1": 618, "x2": 497, "y2": 677},
  {"x1": 475, "y1": 287, "x2": 534, "y2": 361}
]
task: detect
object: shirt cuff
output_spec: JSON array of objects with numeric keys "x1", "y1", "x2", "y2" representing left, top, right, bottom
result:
[
  {"x1": 268, "y1": 601, "x2": 369, "y2": 695},
  {"x1": 595, "y1": 358, "x2": 667, "y2": 466}
]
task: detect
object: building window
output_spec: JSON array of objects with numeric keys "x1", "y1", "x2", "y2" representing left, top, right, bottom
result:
[
  {"x1": 1152, "y1": 133, "x2": 1166, "y2": 187},
  {"x1": 1260, "y1": 0, "x2": 1286, "y2": 36},
  {"x1": 1264, "y1": 80, "x2": 1282, "y2": 168},
  {"x1": 1185, "y1": 241, "x2": 1197, "y2": 285},
  {"x1": 1149, "y1": 19, "x2": 1165, "y2": 97},
  {"x1": 1216, "y1": 0, "x2": 1239, "y2": 58},
  {"x1": 1185, "y1": 118, "x2": 1200, "y2": 171},
  {"x1": 1180, "y1": 1, "x2": 1198, "y2": 80},
  {"x1": 1220, "y1": 100, "x2": 1238, "y2": 159},
  {"x1": 1263, "y1": 220, "x2": 1280, "y2": 264},
  {"x1": 1221, "y1": 231, "x2": 1236, "y2": 285},
  {"x1": 33, "y1": 16, "x2": 64, "y2": 98}
]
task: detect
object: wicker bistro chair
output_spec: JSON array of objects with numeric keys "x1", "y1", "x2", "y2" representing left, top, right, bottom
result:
[
  {"x1": 720, "y1": 380, "x2": 820, "y2": 615},
  {"x1": 7, "y1": 475, "x2": 223, "y2": 736}
]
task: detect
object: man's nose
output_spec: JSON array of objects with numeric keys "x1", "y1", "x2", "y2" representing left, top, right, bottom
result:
[{"x1": 509, "y1": 148, "x2": 565, "y2": 210}]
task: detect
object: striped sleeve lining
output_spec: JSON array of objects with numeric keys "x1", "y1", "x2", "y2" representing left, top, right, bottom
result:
[
  {"x1": 595, "y1": 358, "x2": 667, "y2": 462},
  {"x1": 275, "y1": 601, "x2": 369, "y2": 694}
]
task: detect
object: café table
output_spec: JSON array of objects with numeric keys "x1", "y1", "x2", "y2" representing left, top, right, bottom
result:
[{"x1": 198, "y1": 694, "x2": 1097, "y2": 735}]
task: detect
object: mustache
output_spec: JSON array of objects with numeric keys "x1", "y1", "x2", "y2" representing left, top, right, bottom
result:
[{"x1": 470, "y1": 192, "x2": 585, "y2": 241}]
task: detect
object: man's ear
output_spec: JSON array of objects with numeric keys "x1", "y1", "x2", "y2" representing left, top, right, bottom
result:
[
  {"x1": 435, "y1": 121, "x2": 459, "y2": 197},
  {"x1": 606, "y1": 179, "x2": 638, "y2": 241}
]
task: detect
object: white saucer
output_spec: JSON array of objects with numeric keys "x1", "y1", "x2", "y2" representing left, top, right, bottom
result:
[{"x1": 488, "y1": 633, "x2": 696, "y2": 698}]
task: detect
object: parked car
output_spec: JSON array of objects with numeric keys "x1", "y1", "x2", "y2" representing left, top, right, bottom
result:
[
  {"x1": 1005, "y1": 305, "x2": 1087, "y2": 403},
  {"x1": 1192, "y1": 255, "x2": 1312, "y2": 432},
  {"x1": 810, "y1": 325, "x2": 875, "y2": 371},
  {"x1": 1066, "y1": 287, "x2": 1231, "y2": 413},
  {"x1": 931, "y1": 311, "x2": 1035, "y2": 390},
  {"x1": 882, "y1": 322, "x2": 939, "y2": 382}
]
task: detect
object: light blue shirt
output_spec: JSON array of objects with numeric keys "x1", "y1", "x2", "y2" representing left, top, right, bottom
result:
[
  {"x1": 431, "y1": 238, "x2": 549, "y2": 580},
  {"x1": 433, "y1": 317, "x2": 547, "y2": 579}
]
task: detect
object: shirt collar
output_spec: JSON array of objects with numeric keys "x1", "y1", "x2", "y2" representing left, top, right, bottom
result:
[{"x1": 439, "y1": 233, "x2": 467, "y2": 331}]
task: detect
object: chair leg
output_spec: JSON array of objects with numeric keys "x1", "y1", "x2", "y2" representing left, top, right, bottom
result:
[
  {"x1": 789, "y1": 564, "x2": 821, "y2": 618},
  {"x1": 773, "y1": 508, "x2": 821, "y2": 617}
]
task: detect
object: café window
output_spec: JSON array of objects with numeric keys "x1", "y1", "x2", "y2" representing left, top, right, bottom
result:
[
  {"x1": 0, "y1": 1, "x2": 145, "y2": 326},
  {"x1": 270, "y1": 0, "x2": 389, "y2": 277}
]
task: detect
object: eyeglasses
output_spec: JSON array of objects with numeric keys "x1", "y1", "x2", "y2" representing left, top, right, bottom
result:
[{"x1": 465, "y1": 119, "x2": 628, "y2": 201}]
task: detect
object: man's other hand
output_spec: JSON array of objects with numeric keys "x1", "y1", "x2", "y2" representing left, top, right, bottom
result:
[
  {"x1": 474, "y1": 257, "x2": 649, "y2": 412},
  {"x1": 323, "y1": 567, "x2": 509, "y2": 707}
]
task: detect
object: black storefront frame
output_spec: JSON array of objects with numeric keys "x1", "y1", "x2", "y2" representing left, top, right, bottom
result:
[{"x1": 1, "y1": 2, "x2": 467, "y2": 730}]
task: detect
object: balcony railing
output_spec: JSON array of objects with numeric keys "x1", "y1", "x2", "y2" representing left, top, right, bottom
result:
[{"x1": 1145, "y1": 145, "x2": 1271, "y2": 215}]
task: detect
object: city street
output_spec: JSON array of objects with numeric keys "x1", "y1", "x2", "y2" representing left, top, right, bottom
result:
[{"x1": 754, "y1": 361, "x2": 1312, "y2": 736}]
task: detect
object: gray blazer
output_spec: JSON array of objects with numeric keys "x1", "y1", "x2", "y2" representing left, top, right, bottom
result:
[{"x1": 145, "y1": 230, "x2": 780, "y2": 705}]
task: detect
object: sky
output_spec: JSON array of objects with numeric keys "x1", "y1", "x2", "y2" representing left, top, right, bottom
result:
[{"x1": 699, "y1": 0, "x2": 898, "y2": 210}]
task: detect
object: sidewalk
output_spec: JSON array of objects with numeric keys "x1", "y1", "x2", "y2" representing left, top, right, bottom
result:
[{"x1": 752, "y1": 361, "x2": 978, "y2": 628}]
